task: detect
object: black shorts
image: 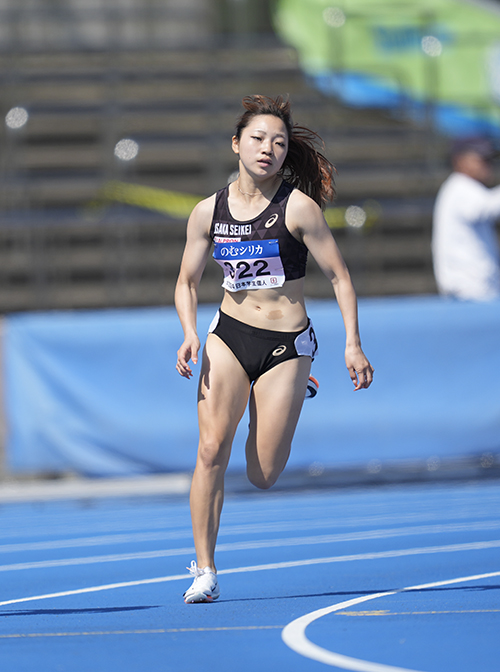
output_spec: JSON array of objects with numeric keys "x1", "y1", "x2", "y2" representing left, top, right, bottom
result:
[{"x1": 208, "y1": 310, "x2": 318, "y2": 382}]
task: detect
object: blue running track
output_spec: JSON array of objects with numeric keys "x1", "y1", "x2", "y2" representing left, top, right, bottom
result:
[{"x1": 0, "y1": 480, "x2": 499, "y2": 671}]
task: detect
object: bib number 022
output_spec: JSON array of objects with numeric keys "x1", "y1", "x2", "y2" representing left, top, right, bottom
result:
[
  {"x1": 213, "y1": 238, "x2": 285, "y2": 291},
  {"x1": 223, "y1": 259, "x2": 271, "y2": 280}
]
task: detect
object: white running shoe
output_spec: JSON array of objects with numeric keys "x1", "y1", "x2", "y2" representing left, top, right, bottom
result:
[
  {"x1": 305, "y1": 375, "x2": 319, "y2": 399},
  {"x1": 183, "y1": 561, "x2": 220, "y2": 604}
]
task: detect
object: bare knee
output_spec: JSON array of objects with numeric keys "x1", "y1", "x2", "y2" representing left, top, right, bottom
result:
[
  {"x1": 246, "y1": 466, "x2": 280, "y2": 490},
  {"x1": 197, "y1": 438, "x2": 230, "y2": 473}
]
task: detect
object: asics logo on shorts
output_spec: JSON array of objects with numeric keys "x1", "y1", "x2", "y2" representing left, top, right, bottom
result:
[
  {"x1": 264, "y1": 214, "x2": 279, "y2": 228},
  {"x1": 272, "y1": 345, "x2": 287, "y2": 356}
]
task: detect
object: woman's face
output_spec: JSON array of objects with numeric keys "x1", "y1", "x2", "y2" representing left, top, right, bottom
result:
[{"x1": 232, "y1": 114, "x2": 289, "y2": 179}]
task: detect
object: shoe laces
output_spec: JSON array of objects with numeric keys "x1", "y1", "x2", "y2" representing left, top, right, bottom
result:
[{"x1": 187, "y1": 560, "x2": 211, "y2": 579}]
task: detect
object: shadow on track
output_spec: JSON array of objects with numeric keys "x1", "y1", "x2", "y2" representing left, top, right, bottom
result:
[{"x1": 0, "y1": 605, "x2": 159, "y2": 617}]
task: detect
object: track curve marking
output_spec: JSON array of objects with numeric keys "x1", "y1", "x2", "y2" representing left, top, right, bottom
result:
[{"x1": 282, "y1": 570, "x2": 500, "y2": 671}]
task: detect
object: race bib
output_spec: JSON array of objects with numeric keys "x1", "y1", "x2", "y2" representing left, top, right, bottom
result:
[{"x1": 213, "y1": 239, "x2": 285, "y2": 292}]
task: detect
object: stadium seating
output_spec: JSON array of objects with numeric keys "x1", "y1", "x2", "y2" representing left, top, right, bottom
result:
[{"x1": 0, "y1": 1, "x2": 459, "y2": 311}]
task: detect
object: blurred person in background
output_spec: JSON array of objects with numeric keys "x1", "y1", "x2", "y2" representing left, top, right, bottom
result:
[
  {"x1": 432, "y1": 137, "x2": 500, "y2": 301},
  {"x1": 175, "y1": 95, "x2": 373, "y2": 604}
]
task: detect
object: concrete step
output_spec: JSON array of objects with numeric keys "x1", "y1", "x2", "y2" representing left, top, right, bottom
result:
[
  {"x1": 0, "y1": 212, "x2": 438, "y2": 311},
  {"x1": 0, "y1": 39, "x2": 451, "y2": 307}
]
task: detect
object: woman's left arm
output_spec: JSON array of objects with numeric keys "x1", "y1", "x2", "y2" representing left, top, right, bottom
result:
[{"x1": 288, "y1": 191, "x2": 374, "y2": 390}]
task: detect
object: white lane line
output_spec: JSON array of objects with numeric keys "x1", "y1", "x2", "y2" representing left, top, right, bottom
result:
[
  {"x1": 0, "y1": 574, "x2": 188, "y2": 608},
  {"x1": 0, "y1": 547, "x2": 193, "y2": 572},
  {"x1": 0, "y1": 541, "x2": 499, "y2": 607},
  {"x1": 0, "y1": 531, "x2": 194, "y2": 554},
  {"x1": 1, "y1": 519, "x2": 499, "y2": 555},
  {"x1": 0, "y1": 505, "x2": 497, "y2": 544},
  {"x1": 1, "y1": 537, "x2": 500, "y2": 574},
  {"x1": 282, "y1": 570, "x2": 500, "y2": 671},
  {"x1": 2, "y1": 520, "x2": 500, "y2": 572}
]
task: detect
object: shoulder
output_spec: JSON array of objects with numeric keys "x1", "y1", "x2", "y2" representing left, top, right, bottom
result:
[
  {"x1": 288, "y1": 188, "x2": 323, "y2": 219},
  {"x1": 438, "y1": 172, "x2": 465, "y2": 194},
  {"x1": 187, "y1": 193, "x2": 217, "y2": 237},
  {"x1": 287, "y1": 188, "x2": 327, "y2": 236},
  {"x1": 191, "y1": 193, "x2": 217, "y2": 219},
  {"x1": 288, "y1": 187, "x2": 320, "y2": 212},
  {"x1": 436, "y1": 173, "x2": 484, "y2": 211},
  {"x1": 448, "y1": 172, "x2": 487, "y2": 195}
]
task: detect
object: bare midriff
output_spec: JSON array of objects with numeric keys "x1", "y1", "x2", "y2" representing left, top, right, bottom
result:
[{"x1": 219, "y1": 277, "x2": 308, "y2": 332}]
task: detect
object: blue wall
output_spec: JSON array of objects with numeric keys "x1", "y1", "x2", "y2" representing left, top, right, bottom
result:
[{"x1": 4, "y1": 297, "x2": 500, "y2": 477}]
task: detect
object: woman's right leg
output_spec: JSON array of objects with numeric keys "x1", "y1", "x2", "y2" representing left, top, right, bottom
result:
[{"x1": 190, "y1": 333, "x2": 251, "y2": 572}]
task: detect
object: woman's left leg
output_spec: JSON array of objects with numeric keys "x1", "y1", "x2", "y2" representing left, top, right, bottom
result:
[{"x1": 245, "y1": 356, "x2": 311, "y2": 489}]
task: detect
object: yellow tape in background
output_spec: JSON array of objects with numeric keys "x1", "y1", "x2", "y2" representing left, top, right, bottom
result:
[
  {"x1": 100, "y1": 181, "x2": 203, "y2": 219},
  {"x1": 93, "y1": 181, "x2": 380, "y2": 230}
]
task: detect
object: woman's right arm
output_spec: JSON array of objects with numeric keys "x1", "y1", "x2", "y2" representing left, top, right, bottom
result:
[{"x1": 174, "y1": 196, "x2": 215, "y2": 379}]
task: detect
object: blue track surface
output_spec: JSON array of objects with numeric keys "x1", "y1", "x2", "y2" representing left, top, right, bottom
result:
[{"x1": 0, "y1": 480, "x2": 499, "y2": 671}]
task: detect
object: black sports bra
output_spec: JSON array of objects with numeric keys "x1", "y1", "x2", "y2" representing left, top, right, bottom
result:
[{"x1": 210, "y1": 181, "x2": 308, "y2": 292}]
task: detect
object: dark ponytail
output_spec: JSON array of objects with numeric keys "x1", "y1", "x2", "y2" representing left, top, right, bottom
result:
[{"x1": 235, "y1": 95, "x2": 336, "y2": 208}]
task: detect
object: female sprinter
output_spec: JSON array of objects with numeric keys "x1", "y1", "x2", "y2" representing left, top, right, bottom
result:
[{"x1": 175, "y1": 95, "x2": 374, "y2": 603}]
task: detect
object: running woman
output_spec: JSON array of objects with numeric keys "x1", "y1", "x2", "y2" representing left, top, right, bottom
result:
[{"x1": 175, "y1": 95, "x2": 374, "y2": 603}]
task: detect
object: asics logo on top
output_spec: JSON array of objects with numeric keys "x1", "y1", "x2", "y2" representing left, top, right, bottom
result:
[
  {"x1": 264, "y1": 214, "x2": 279, "y2": 228},
  {"x1": 272, "y1": 345, "x2": 287, "y2": 356}
]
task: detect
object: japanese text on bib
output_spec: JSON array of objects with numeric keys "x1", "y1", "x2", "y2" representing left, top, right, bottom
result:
[{"x1": 213, "y1": 239, "x2": 285, "y2": 292}]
